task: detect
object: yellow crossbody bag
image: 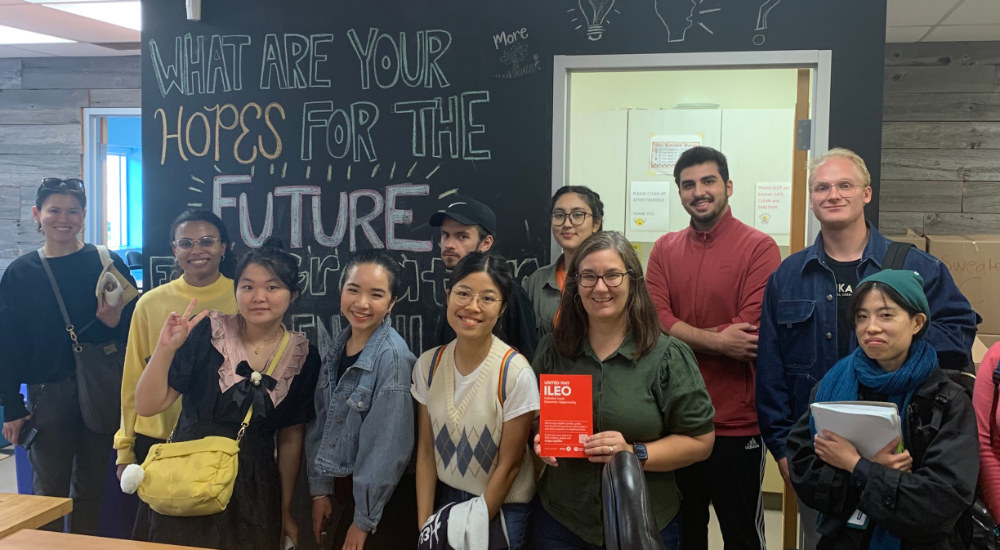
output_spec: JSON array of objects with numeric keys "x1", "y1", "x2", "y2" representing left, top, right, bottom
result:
[{"x1": 131, "y1": 331, "x2": 290, "y2": 517}]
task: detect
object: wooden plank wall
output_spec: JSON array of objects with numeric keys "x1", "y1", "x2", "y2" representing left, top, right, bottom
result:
[
  {"x1": 0, "y1": 57, "x2": 140, "y2": 276},
  {"x1": 881, "y1": 42, "x2": 1000, "y2": 235}
]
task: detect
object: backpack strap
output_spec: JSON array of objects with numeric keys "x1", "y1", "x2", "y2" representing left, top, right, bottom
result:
[
  {"x1": 992, "y1": 365, "x2": 1000, "y2": 448},
  {"x1": 497, "y1": 349, "x2": 519, "y2": 407},
  {"x1": 426, "y1": 346, "x2": 446, "y2": 388},
  {"x1": 882, "y1": 241, "x2": 914, "y2": 271}
]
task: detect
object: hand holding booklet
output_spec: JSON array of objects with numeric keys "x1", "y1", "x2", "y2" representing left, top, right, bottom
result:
[
  {"x1": 810, "y1": 401, "x2": 902, "y2": 459},
  {"x1": 539, "y1": 375, "x2": 593, "y2": 458}
]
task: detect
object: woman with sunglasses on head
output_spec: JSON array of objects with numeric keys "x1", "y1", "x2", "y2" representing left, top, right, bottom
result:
[
  {"x1": 413, "y1": 252, "x2": 539, "y2": 549},
  {"x1": 531, "y1": 231, "x2": 716, "y2": 549},
  {"x1": 306, "y1": 249, "x2": 418, "y2": 550},
  {"x1": 132, "y1": 237, "x2": 320, "y2": 549},
  {"x1": 114, "y1": 210, "x2": 238, "y2": 528},
  {"x1": 523, "y1": 186, "x2": 604, "y2": 337},
  {"x1": 0, "y1": 178, "x2": 137, "y2": 534}
]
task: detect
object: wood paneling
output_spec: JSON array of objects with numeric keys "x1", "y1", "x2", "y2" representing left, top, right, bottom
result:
[
  {"x1": 924, "y1": 212, "x2": 1000, "y2": 234},
  {"x1": 20, "y1": 57, "x2": 140, "y2": 90},
  {"x1": 879, "y1": 180, "x2": 963, "y2": 212},
  {"x1": 884, "y1": 93, "x2": 1000, "y2": 122},
  {"x1": 0, "y1": 125, "x2": 81, "y2": 155},
  {"x1": 0, "y1": 89, "x2": 89, "y2": 111},
  {"x1": 885, "y1": 42, "x2": 1000, "y2": 67},
  {"x1": 962, "y1": 182, "x2": 1000, "y2": 213},
  {"x1": 880, "y1": 212, "x2": 925, "y2": 235},
  {"x1": 882, "y1": 122, "x2": 1000, "y2": 149},
  {"x1": 0, "y1": 61, "x2": 21, "y2": 90},
  {"x1": 89, "y1": 89, "x2": 140, "y2": 108},
  {"x1": 884, "y1": 66, "x2": 998, "y2": 94},
  {"x1": 882, "y1": 149, "x2": 1000, "y2": 182},
  {"x1": 0, "y1": 154, "x2": 80, "y2": 187},
  {"x1": 0, "y1": 186, "x2": 20, "y2": 220}
]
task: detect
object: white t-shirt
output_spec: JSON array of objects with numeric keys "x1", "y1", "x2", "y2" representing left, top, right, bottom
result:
[{"x1": 411, "y1": 355, "x2": 540, "y2": 422}]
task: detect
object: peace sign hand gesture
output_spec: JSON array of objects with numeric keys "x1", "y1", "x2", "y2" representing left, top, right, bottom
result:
[{"x1": 157, "y1": 298, "x2": 210, "y2": 352}]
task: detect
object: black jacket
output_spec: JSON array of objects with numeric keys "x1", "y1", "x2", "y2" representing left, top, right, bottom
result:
[
  {"x1": 433, "y1": 282, "x2": 538, "y2": 362},
  {"x1": 788, "y1": 369, "x2": 978, "y2": 550}
]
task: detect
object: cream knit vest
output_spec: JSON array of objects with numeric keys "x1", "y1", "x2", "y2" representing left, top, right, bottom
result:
[{"x1": 423, "y1": 337, "x2": 535, "y2": 504}]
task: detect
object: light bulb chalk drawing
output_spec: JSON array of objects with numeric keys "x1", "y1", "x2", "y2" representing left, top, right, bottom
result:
[
  {"x1": 754, "y1": 0, "x2": 782, "y2": 45},
  {"x1": 578, "y1": 0, "x2": 617, "y2": 41},
  {"x1": 654, "y1": 0, "x2": 697, "y2": 43}
]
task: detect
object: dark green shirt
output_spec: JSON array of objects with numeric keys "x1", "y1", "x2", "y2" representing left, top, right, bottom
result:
[{"x1": 532, "y1": 332, "x2": 716, "y2": 546}]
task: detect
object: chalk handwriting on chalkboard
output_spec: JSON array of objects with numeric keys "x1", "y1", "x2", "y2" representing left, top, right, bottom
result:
[
  {"x1": 348, "y1": 28, "x2": 452, "y2": 90},
  {"x1": 754, "y1": 0, "x2": 782, "y2": 45},
  {"x1": 655, "y1": 0, "x2": 697, "y2": 43},
  {"x1": 154, "y1": 103, "x2": 285, "y2": 165},
  {"x1": 570, "y1": 0, "x2": 618, "y2": 41},
  {"x1": 493, "y1": 28, "x2": 528, "y2": 50}
]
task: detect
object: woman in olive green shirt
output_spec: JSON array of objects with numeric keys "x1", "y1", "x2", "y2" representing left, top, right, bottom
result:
[
  {"x1": 531, "y1": 231, "x2": 716, "y2": 549},
  {"x1": 522, "y1": 186, "x2": 603, "y2": 338}
]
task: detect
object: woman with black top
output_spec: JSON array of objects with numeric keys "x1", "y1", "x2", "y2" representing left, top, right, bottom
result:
[
  {"x1": 0, "y1": 178, "x2": 136, "y2": 534},
  {"x1": 133, "y1": 238, "x2": 321, "y2": 550}
]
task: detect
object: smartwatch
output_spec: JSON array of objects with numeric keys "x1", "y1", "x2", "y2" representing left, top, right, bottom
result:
[{"x1": 633, "y1": 442, "x2": 648, "y2": 463}]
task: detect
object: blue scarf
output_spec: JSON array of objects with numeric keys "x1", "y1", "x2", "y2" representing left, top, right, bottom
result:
[{"x1": 810, "y1": 339, "x2": 938, "y2": 550}]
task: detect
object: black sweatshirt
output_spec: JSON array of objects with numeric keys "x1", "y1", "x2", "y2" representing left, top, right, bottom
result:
[{"x1": 0, "y1": 245, "x2": 136, "y2": 421}]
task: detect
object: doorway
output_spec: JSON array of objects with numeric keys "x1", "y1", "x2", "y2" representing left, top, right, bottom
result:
[{"x1": 83, "y1": 108, "x2": 143, "y2": 286}]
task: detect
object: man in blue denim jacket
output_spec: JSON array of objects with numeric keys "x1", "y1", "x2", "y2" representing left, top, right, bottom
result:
[
  {"x1": 755, "y1": 148, "x2": 979, "y2": 550},
  {"x1": 305, "y1": 316, "x2": 416, "y2": 545}
]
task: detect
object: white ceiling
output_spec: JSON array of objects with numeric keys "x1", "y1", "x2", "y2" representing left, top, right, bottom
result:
[
  {"x1": 0, "y1": 0, "x2": 138, "y2": 57},
  {"x1": 0, "y1": 0, "x2": 995, "y2": 58},
  {"x1": 887, "y1": 0, "x2": 1000, "y2": 42}
]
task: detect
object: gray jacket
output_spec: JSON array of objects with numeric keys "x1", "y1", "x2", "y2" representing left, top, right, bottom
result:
[
  {"x1": 305, "y1": 319, "x2": 416, "y2": 533},
  {"x1": 522, "y1": 256, "x2": 563, "y2": 338}
]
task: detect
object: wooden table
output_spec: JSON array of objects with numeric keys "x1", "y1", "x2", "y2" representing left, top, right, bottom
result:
[
  {"x1": 0, "y1": 493, "x2": 72, "y2": 539},
  {"x1": 0, "y1": 530, "x2": 206, "y2": 549}
]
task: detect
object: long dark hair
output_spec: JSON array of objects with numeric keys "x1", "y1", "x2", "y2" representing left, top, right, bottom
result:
[
  {"x1": 553, "y1": 232, "x2": 661, "y2": 359},
  {"x1": 448, "y1": 252, "x2": 514, "y2": 339},
  {"x1": 169, "y1": 209, "x2": 235, "y2": 279},
  {"x1": 343, "y1": 249, "x2": 404, "y2": 301},
  {"x1": 233, "y1": 237, "x2": 301, "y2": 296}
]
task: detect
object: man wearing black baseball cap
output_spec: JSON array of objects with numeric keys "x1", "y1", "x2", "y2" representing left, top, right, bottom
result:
[{"x1": 429, "y1": 198, "x2": 538, "y2": 361}]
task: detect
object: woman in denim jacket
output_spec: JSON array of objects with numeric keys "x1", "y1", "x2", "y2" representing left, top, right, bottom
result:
[{"x1": 306, "y1": 250, "x2": 417, "y2": 549}]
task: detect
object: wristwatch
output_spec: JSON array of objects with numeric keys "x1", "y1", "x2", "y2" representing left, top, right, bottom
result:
[{"x1": 633, "y1": 442, "x2": 648, "y2": 463}]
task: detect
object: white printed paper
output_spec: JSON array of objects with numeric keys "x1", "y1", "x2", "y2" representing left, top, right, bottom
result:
[
  {"x1": 754, "y1": 182, "x2": 792, "y2": 236},
  {"x1": 630, "y1": 182, "x2": 670, "y2": 233},
  {"x1": 649, "y1": 135, "x2": 702, "y2": 174}
]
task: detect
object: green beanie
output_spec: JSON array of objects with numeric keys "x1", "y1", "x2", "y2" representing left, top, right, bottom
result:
[{"x1": 858, "y1": 269, "x2": 930, "y2": 320}]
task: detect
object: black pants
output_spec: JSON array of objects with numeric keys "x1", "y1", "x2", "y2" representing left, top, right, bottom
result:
[
  {"x1": 675, "y1": 434, "x2": 766, "y2": 550},
  {"x1": 26, "y1": 380, "x2": 114, "y2": 535},
  {"x1": 327, "y1": 474, "x2": 418, "y2": 549}
]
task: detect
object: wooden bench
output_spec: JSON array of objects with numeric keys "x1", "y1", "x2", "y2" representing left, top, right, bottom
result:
[
  {"x1": 0, "y1": 530, "x2": 206, "y2": 549},
  {"x1": 0, "y1": 493, "x2": 72, "y2": 540}
]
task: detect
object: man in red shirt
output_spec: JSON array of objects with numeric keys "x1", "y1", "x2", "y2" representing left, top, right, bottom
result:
[{"x1": 646, "y1": 146, "x2": 781, "y2": 550}]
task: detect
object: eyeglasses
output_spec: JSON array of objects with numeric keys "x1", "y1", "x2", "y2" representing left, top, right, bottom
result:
[
  {"x1": 450, "y1": 288, "x2": 503, "y2": 309},
  {"x1": 173, "y1": 236, "x2": 222, "y2": 249},
  {"x1": 810, "y1": 181, "x2": 865, "y2": 198},
  {"x1": 41, "y1": 178, "x2": 84, "y2": 191},
  {"x1": 576, "y1": 271, "x2": 630, "y2": 288},
  {"x1": 551, "y1": 211, "x2": 592, "y2": 226}
]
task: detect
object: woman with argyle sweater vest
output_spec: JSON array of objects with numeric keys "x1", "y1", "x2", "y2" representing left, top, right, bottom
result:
[{"x1": 412, "y1": 253, "x2": 539, "y2": 549}]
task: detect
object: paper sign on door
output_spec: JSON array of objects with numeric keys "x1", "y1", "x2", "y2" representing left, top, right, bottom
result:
[{"x1": 539, "y1": 374, "x2": 593, "y2": 458}]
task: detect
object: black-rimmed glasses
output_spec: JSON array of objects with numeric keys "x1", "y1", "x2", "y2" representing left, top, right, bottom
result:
[
  {"x1": 551, "y1": 211, "x2": 592, "y2": 226},
  {"x1": 576, "y1": 271, "x2": 630, "y2": 288}
]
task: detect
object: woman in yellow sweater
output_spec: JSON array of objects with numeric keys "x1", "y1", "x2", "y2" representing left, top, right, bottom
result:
[{"x1": 114, "y1": 210, "x2": 238, "y2": 485}]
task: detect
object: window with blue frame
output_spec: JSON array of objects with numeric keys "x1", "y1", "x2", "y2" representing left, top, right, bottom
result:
[{"x1": 105, "y1": 116, "x2": 143, "y2": 283}]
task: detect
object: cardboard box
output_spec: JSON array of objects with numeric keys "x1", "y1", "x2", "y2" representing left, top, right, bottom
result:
[
  {"x1": 885, "y1": 232, "x2": 927, "y2": 252},
  {"x1": 926, "y1": 235, "x2": 1000, "y2": 334}
]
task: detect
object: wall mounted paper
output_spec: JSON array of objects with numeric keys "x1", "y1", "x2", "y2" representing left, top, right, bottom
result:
[
  {"x1": 754, "y1": 182, "x2": 792, "y2": 236},
  {"x1": 649, "y1": 135, "x2": 702, "y2": 174},
  {"x1": 630, "y1": 181, "x2": 670, "y2": 233}
]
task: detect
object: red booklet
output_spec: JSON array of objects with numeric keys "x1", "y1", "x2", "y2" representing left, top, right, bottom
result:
[{"x1": 539, "y1": 374, "x2": 593, "y2": 458}]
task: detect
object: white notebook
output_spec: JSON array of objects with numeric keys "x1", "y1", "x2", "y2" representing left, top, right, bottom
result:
[{"x1": 810, "y1": 401, "x2": 902, "y2": 459}]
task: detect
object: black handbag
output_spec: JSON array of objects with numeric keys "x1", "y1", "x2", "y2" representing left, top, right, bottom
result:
[
  {"x1": 37, "y1": 248, "x2": 125, "y2": 435},
  {"x1": 602, "y1": 451, "x2": 669, "y2": 550}
]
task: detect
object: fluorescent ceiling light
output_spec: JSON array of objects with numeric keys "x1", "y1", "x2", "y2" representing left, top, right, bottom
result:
[
  {"x1": 44, "y1": 1, "x2": 141, "y2": 31},
  {"x1": 0, "y1": 24, "x2": 73, "y2": 45}
]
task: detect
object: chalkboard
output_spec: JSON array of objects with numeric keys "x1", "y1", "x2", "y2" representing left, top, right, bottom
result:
[{"x1": 142, "y1": 0, "x2": 888, "y2": 357}]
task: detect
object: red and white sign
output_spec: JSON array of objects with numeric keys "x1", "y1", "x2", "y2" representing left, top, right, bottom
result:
[{"x1": 539, "y1": 374, "x2": 593, "y2": 458}]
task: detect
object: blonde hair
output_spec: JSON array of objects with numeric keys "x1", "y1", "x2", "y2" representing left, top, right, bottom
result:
[{"x1": 808, "y1": 148, "x2": 871, "y2": 191}]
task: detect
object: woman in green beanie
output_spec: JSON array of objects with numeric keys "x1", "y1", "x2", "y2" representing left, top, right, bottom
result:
[{"x1": 786, "y1": 269, "x2": 978, "y2": 550}]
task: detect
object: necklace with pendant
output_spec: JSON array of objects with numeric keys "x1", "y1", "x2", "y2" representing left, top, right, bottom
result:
[{"x1": 249, "y1": 328, "x2": 283, "y2": 355}]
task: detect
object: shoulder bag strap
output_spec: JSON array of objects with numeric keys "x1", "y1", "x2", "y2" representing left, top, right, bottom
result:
[
  {"x1": 426, "y1": 345, "x2": 446, "y2": 388},
  {"x1": 992, "y1": 364, "x2": 1000, "y2": 448},
  {"x1": 882, "y1": 241, "x2": 914, "y2": 271},
  {"x1": 96, "y1": 244, "x2": 112, "y2": 267},
  {"x1": 37, "y1": 249, "x2": 83, "y2": 353},
  {"x1": 497, "y1": 349, "x2": 520, "y2": 407},
  {"x1": 236, "y1": 329, "x2": 291, "y2": 443}
]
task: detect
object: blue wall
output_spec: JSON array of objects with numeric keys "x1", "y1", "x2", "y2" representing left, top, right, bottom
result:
[{"x1": 107, "y1": 117, "x2": 143, "y2": 248}]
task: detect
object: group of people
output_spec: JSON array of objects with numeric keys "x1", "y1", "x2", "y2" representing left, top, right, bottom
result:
[{"x1": 0, "y1": 144, "x2": 996, "y2": 550}]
